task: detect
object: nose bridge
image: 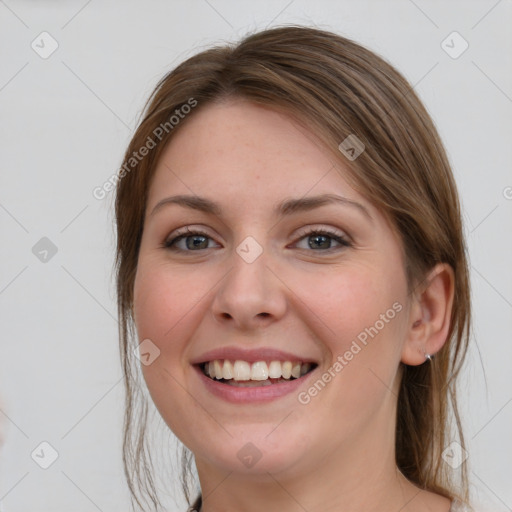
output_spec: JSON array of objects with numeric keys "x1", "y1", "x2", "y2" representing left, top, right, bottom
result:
[{"x1": 211, "y1": 234, "x2": 286, "y2": 328}]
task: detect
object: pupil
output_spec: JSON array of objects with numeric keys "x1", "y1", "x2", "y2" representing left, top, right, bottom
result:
[
  {"x1": 310, "y1": 234, "x2": 329, "y2": 249},
  {"x1": 187, "y1": 235, "x2": 208, "y2": 250}
]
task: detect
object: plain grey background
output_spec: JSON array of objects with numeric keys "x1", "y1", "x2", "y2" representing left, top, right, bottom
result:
[{"x1": 1, "y1": 1, "x2": 511, "y2": 511}]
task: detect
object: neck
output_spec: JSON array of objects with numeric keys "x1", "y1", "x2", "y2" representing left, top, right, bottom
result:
[{"x1": 194, "y1": 429, "x2": 427, "y2": 512}]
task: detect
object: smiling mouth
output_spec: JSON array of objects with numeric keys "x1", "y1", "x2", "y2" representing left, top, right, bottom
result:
[{"x1": 199, "y1": 359, "x2": 317, "y2": 387}]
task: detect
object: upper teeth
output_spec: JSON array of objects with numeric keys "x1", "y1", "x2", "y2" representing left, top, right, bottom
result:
[{"x1": 203, "y1": 360, "x2": 312, "y2": 381}]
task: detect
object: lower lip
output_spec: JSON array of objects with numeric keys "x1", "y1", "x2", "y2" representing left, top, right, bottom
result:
[{"x1": 194, "y1": 365, "x2": 315, "y2": 403}]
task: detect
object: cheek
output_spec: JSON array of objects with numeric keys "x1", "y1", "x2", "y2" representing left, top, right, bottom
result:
[
  {"x1": 132, "y1": 262, "x2": 209, "y2": 430},
  {"x1": 294, "y1": 263, "x2": 407, "y2": 405},
  {"x1": 294, "y1": 263, "x2": 405, "y2": 351},
  {"x1": 133, "y1": 261, "x2": 203, "y2": 362},
  {"x1": 292, "y1": 267, "x2": 407, "y2": 424}
]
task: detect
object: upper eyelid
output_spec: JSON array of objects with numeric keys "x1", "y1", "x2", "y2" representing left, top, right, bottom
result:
[
  {"x1": 165, "y1": 225, "x2": 351, "y2": 249},
  {"x1": 294, "y1": 224, "x2": 348, "y2": 238},
  {"x1": 167, "y1": 224, "x2": 348, "y2": 240}
]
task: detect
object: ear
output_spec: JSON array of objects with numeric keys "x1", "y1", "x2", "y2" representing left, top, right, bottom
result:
[{"x1": 401, "y1": 263, "x2": 455, "y2": 366}]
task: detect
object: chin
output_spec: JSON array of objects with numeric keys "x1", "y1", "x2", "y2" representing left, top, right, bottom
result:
[{"x1": 188, "y1": 425, "x2": 313, "y2": 477}]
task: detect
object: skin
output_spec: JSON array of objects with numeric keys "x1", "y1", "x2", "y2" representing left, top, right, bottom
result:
[{"x1": 133, "y1": 98, "x2": 455, "y2": 512}]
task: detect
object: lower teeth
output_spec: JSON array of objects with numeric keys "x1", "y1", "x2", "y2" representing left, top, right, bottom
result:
[{"x1": 217, "y1": 377, "x2": 295, "y2": 387}]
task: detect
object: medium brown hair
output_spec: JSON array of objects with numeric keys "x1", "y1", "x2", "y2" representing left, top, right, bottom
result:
[{"x1": 114, "y1": 25, "x2": 471, "y2": 510}]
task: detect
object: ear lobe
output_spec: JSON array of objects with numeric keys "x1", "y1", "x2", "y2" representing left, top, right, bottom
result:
[{"x1": 401, "y1": 263, "x2": 455, "y2": 366}]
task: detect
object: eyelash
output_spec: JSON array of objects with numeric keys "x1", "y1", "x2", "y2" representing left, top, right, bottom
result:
[{"x1": 162, "y1": 226, "x2": 352, "y2": 254}]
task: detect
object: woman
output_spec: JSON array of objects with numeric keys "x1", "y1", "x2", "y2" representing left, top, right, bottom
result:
[{"x1": 114, "y1": 26, "x2": 473, "y2": 511}]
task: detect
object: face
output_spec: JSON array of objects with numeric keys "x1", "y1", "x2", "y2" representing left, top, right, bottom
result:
[{"x1": 133, "y1": 98, "x2": 411, "y2": 479}]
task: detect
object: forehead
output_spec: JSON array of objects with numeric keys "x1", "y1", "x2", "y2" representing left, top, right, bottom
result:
[{"x1": 148, "y1": 99, "x2": 366, "y2": 210}]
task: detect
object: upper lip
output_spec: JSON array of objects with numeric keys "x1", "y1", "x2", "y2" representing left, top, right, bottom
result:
[{"x1": 191, "y1": 346, "x2": 319, "y2": 365}]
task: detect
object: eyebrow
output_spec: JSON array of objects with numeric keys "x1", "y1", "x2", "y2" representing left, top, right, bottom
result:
[{"x1": 149, "y1": 193, "x2": 372, "y2": 220}]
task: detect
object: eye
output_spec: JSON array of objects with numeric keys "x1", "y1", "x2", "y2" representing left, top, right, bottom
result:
[
  {"x1": 292, "y1": 227, "x2": 352, "y2": 252},
  {"x1": 163, "y1": 227, "x2": 220, "y2": 252},
  {"x1": 162, "y1": 226, "x2": 352, "y2": 253}
]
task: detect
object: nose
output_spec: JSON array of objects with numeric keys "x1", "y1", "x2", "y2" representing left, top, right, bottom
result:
[{"x1": 210, "y1": 242, "x2": 287, "y2": 331}]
